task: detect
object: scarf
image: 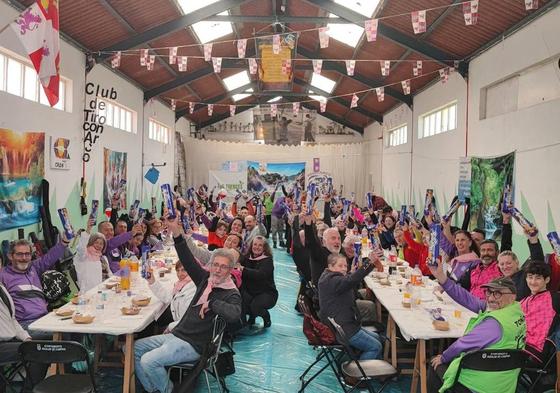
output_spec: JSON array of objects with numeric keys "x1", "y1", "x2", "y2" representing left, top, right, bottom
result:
[
  {"x1": 86, "y1": 246, "x2": 103, "y2": 260},
  {"x1": 451, "y1": 251, "x2": 479, "y2": 264},
  {"x1": 172, "y1": 276, "x2": 193, "y2": 296},
  {"x1": 249, "y1": 254, "x2": 268, "y2": 262},
  {"x1": 195, "y1": 276, "x2": 237, "y2": 318}
]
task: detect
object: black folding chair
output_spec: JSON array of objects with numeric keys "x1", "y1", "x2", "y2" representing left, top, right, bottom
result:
[
  {"x1": 0, "y1": 361, "x2": 25, "y2": 393},
  {"x1": 328, "y1": 317, "x2": 399, "y2": 393},
  {"x1": 520, "y1": 336, "x2": 559, "y2": 393},
  {"x1": 18, "y1": 340, "x2": 97, "y2": 393}
]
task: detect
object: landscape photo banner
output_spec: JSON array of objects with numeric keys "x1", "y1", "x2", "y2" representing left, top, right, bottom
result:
[
  {"x1": 103, "y1": 148, "x2": 127, "y2": 210},
  {"x1": 247, "y1": 161, "x2": 305, "y2": 194},
  {"x1": 469, "y1": 152, "x2": 515, "y2": 241},
  {"x1": 0, "y1": 129, "x2": 45, "y2": 231}
]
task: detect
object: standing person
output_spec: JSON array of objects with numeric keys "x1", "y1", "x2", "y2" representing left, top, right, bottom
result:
[
  {"x1": 303, "y1": 114, "x2": 315, "y2": 142},
  {"x1": 270, "y1": 193, "x2": 288, "y2": 249},
  {"x1": 263, "y1": 191, "x2": 273, "y2": 238},
  {"x1": 304, "y1": 214, "x2": 342, "y2": 287},
  {"x1": 278, "y1": 116, "x2": 292, "y2": 144}
]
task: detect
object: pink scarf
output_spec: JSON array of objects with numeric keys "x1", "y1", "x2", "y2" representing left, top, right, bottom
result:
[
  {"x1": 173, "y1": 276, "x2": 193, "y2": 296},
  {"x1": 86, "y1": 246, "x2": 103, "y2": 261},
  {"x1": 195, "y1": 276, "x2": 237, "y2": 318},
  {"x1": 451, "y1": 251, "x2": 479, "y2": 265}
]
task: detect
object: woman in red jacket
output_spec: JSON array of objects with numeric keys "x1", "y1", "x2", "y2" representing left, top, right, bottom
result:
[{"x1": 401, "y1": 223, "x2": 431, "y2": 276}]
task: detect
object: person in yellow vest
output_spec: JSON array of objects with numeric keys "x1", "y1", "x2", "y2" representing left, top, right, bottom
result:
[{"x1": 427, "y1": 259, "x2": 526, "y2": 393}]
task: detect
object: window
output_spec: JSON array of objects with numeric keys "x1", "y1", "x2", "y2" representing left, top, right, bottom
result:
[
  {"x1": 149, "y1": 119, "x2": 170, "y2": 144},
  {"x1": 98, "y1": 100, "x2": 136, "y2": 133},
  {"x1": 0, "y1": 49, "x2": 68, "y2": 111},
  {"x1": 386, "y1": 124, "x2": 407, "y2": 147},
  {"x1": 418, "y1": 101, "x2": 457, "y2": 139}
]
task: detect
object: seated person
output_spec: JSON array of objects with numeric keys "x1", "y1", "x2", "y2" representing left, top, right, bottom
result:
[
  {"x1": 197, "y1": 214, "x2": 228, "y2": 251},
  {"x1": 441, "y1": 230, "x2": 481, "y2": 281},
  {"x1": 184, "y1": 232, "x2": 242, "y2": 266},
  {"x1": 98, "y1": 220, "x2": 143, "y2": 272},
  {"x1": 74, "y1": 218, "x2": 110, "y2": 292},
  {"x1": 0, "y1": 235, "x2": 69, "y2": 333},
  {"x1": 427, "y1": 260, "x2": 525, "y2": 393},
  {"x1": 134, "y1": 217, "x2": 241, "y2": 393},
  {"x1": 458, "y1": 239, "x2": 502, "y2": 300},
  {"x1": 239, "y1": 236, "x2": 278, "y2": 328},
  {"x1": 241, "y1": 215, "x2": 267, "y2": 254},
  {"x1": 498, "y1": 251, "x2": 530, "y2": 300},
  {"x1": 379, "y1": 215, "x2": 397, "y2": 250},
  {"x1": 127, "y1": 232, "x2": 144, "y2": 258},
  {"x1": 318, "y1": 253, "x2": 382, "y2": 360},
  {"x1": 402, "y1": 222, "x2": 431, "y2": 276}
]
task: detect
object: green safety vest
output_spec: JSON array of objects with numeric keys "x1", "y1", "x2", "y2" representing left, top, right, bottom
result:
[{"x1": 440, "y1": 301, "x2": 526, "y2": 393}]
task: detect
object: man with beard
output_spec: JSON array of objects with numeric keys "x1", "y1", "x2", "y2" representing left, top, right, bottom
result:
[
  {"x1": 304, "y1": 214, "x2": 341, "y2": 287},
  {"x1": 459, "y1": 239, "x2": 503, "y2": 300}
]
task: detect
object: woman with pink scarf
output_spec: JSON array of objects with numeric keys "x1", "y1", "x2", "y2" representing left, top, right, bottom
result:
[
  {"x1": 445, "y1": 230, "x2": 481, "y2": 281},
  {"x1": 74, "y1": 218, "x2": 111, "y2": 292}
]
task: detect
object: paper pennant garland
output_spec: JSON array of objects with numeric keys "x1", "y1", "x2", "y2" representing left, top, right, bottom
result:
[
  {"x1": 439, "y1": 68, "x2": 450, "y2": 83},
  {"x1": 525, "y1": 0, "x2": 539, "y2": 10},
  {"x1": 171, "y1": 99, "x2": 176, "y2": 111},
  {"x1": 204, "y1": 43, "x2": 213, "y2": 61},
  {"x1": 249, "y1": 58, "x2": 258, "y2": 75},
  {"x1": 319, "y1": 27, "x2": 329, "y2": 48},
  {"x1": 189, "y1": 102, "x2": 195, "y2": 114},
  {"x1": 411, "y1": 10, "x2": 427, "y2": 34},
  {"x1": 376, "y1": 87, "x2": 385, "y2": 102},
  {"x1": 237, "y1": 39, "x2": 247, "y2": 58},
  {"x1": 364, "y1": 18, "x2": 378, "y2": 42},
  {"x1": 413, "y1": 60, "x2": 423, "y2": 76},
  {"x1": 401, "y1": 79, "x2": 411, "y2": 95},
  {"x1": 111, "y1": 51, "x2": 121, "y2": 68},
  {"x1": 230, "y1": 105, "x2": 236, "y2": 117},
  {"x1": 212, "y1": 57, "x2": 222, "y2": 73},
  {"x1": 169, "y1": 47, "x2": 178, "y2": 64},
  {"x1": 463, "y1": 0, "x2": 479, "y2": 26},
  {"x1": 270, "y1": 104, "x2": 277, "y2": 117},
  {"x1": 140, "y1": 49, "x2": 148, "y2": 66},
  {"x1": 380, "y1": 60, "x2": 390, "y2": 76},
  {"x1": 273, "y1": 34, "x2": 280, "y2": 54},
  {"x1": 345, "y1": 60, "x2": 355, "y2": 76},
  {"x1": 281, "y1": 59, "x2": 292, "y2": 75},
  {"x1": 313, "y1": 59, "x2": 323, "y2": 74},
  {"x1": 147, "y1": 55, "x2": 155, "y2": 70},
  {"x1": 350, "y1": 94, "x2": 359, "y2": 108},
  {"x1": 292, "y1": 102, "x2": 300, "y2": 115},
  {"x1": 178, "y1": 56, "x2": 188, "y2": 72},
  {"x1": 319, "y1": 100, "x2": 327, "y2": 113},
  {"x1": 208, "y1": 104, "x2": 213, "y2": 116}
]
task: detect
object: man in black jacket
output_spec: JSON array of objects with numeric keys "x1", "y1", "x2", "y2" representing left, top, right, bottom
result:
[
  {"x1": 304, "y1": 214, "x2": 342, "y2": 287},
  {"x1": 134, "y1": 216, "x2": 241, "y2": 393}
]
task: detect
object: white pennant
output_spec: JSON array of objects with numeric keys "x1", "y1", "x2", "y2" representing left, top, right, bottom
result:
[
  {"x1": 230, "y1": 105, "x2": 236, "y2": 117},
  {"x1": 249, "y1": 58, "x2": 258, "y2": 75},
  {"x1": 208, "y1": 104, "x2": 214, "y2": 116},
  {"x1": 318, "y1": 27, "x2": 329, "y2": 48},
  {"x1": 313, "y1": 59, "x2": 323, "y2": 74},
  {"x1": 270, "y1": 104, "x2": 277, "y2": 117},
  {"x1": 212, "y1": 57, "x2": 222, "y2": 73},
  {"x1": 204, "y1": 43, "x2": 213, "y2": 61},
  {"x1": 525, "y1": 0, "x2": 539, "y2": 10},
  {"x1": 147, "y1": 55, "x2": 155, "y2": 71},
  {"x1": 111, "y1": 52, "x2": 121, "y2": 68},
  {"x1": 319, "y1": 101, "x2": 326, "y2": 113},
  {"x1": 401, "y1": 80, "x2": 411, "y2": 95},
  {"x1": 272, "y1": 34, "x2": 281, "y2": 54},
  {"x1": 237, "y1": 39, "x2": 247, "y2": 58},
  {"x1": 345, "y1": 60, "x2": 355, "y2": 76},
  {"x1": 413, "y1": 60, "x2": 423, "y2": 76},
  {"x1": 380, "y1": 60, "x2": 390, "y2": 76},
  {"x1": 169, "y1": 47, "x2": 178, "y2": 64},
  {"x1": 364, "y1": 19, "x2": 378, "y2": 42},
  {"x1": 350, "y1": 94, "x2": 359, "y2": 108},
  {"x1": 281, "y1": 59, "x2": 292, "y2": 75},
  {"x1": 376, "y1": 87, "x2": 384, "y2": 102},
  {"x1": 411, "y1": 10, "x2": 427, "y2": 34},
  {"x1": 189, "y1": 102, "x2": 195, "y2": 114},
  {"x1": 292, "y1": 102, "x2": 300, "y2": 115},
  {"x1": 439, "y1": 68, "x2": 449, "y2": 84},
  {"x1": 171, "y1": 99, "x2": 176, "y2": 111},
  {"x1": 463, "y1": 0, "x2": 479, "y2": 26},
  {"x1": 140, "y1": 49, "x2": 148, "y2": 66},
  {"x1": 178, "y1": 56, "x2": 188, "y2": 72}
]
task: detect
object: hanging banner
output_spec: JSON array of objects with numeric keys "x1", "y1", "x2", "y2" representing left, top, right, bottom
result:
[
  {"x1": 208, "y1": 170, "x2": 246, "y2": 194},
  {"x1": 103, "y1": 148, "x2": 127, "y2": 210},
  {"x1": 247, "y1": 161, "x2": 305, "y2": 193},
  {"x1": 256, "y1": 33, "x2": 298, "y2": 91},
  {"x1": 0, "y1": 129, "x2": 45, "y2": 231},
  {"x1": 458, "y1": 157, "x2": 471, "y2": 202}
]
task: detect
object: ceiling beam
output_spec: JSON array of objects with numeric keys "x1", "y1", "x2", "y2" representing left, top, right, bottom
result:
[
  {"x1": 195, "y1": 104, "x2": 257, "y2": 130},
  {"x1": 96, "y1": 0, "x2": 248, "y2": 61},
  {"x1": 285, "y1": 98, "x2": 363, "y2": 134},
  {"x1": 204, "y1": 15, "x2": 352, "y2": 24}
]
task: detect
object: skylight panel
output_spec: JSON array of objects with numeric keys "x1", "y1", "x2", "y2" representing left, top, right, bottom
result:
[
  {"x1": 326, "y1": 17, "x2": 364, "y2": 48},
  {"x1": 267, "y1": 96, "x2": 282, "y2": 103},
  {"x1": 333, "y1": 0, "x2": 379, "y2": 17},
  {"x1": 192, "y1": 20, "x2": 233, "y2": 44},
  {"x1": 178, "y1": 0, "x2": 220, "y2": 14},
  {"x1": 232, "y1": 88, "x2": 253, "y2": 102},
  {"x1": 310, "y1": 73, "x2": 336, "y2": 94},
  {"x1": 223, "y1": 71, "x2": 250, "y2": 91}
]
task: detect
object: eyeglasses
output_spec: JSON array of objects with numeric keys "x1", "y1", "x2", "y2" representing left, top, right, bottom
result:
[
  {"x1": 13, "y1": 252, "x2": 32, "y2": 258},
  {"x1": 484, "y1": 289, "x2": 513, "y2": 299},
  {"x1": 211, "y1": 263, "x2": 231, "y2": 271}
]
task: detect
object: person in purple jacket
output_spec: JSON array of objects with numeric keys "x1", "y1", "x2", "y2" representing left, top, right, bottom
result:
[
  {"x1": 0, "y1": 234, "x2": 70, "y2": 335},
  {"x1": 98, "y1": 220, "x2": 143, "y2": 273}
]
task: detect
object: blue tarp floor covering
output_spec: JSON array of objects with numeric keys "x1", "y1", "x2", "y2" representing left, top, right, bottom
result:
[{"x1": 95, "y1": 247, "x2": 412, "y2": 392}]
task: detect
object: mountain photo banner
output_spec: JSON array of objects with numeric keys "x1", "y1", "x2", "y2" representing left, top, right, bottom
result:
[{"x1": 247, "y1": 161, "x2": 305, "y2": 194}]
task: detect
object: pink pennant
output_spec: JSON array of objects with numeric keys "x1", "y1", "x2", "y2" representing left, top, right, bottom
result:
[
  {"x1": 178, "y1": 56, "x2": 188, "y2": 72},
  {"x1": 375, "y1": 87, "x2": 384, "y2": 102},
  {"x1": 169, "y1": 47, "x2": 178, "y2": 64},
  {"x1": 439, "y1": 68, "x2": 449, "y2": 84},
  {"x1": 292, "y1": 102, "x2": 300, "y2": 115},
  {"x1": 525, "y1": 0, "x2": 539, "y2": 10},
  {"x1": 273, "y1": 34, "x2": 281, "y2": 54},
  {"x1": 413, "y1": 60, "x2": 423, "y2": 76},
  {"x1": 313, "y1": 59, "x2": 323, "y2": 74},
  {"x1": 319, "y1": 100, "x2": 326, "y2": 113},
  {"x1": 204, "y1": 43, "x2": 213, "y2": 61},
  {"x1": 189, "y1": 102, "x2": 195, "y2": 114},
  {"x1": 237, "y1": 39, "x2": 247, "y2": 58},
  {"x1": 401, "y1": 80, "x2": 411, "y2": 95},
  {"x1": 345, "y1": 60, "x2": 355, "y2": 76},
  {"x1": 230, "y1": 105, "x2": 236, "y2": 117},
  {"x1": 281, "y1": 59, "x2": 292, "y2": 75},
  {"x1": 140, "y1": 49, "x2": 149, "y2": 66},
  {"x1": 380, "y1": 60, "x2": 390, "y2": 76},
  {"x1": 147, "y1": 55, "x2": 155, "y2": 71},
  {"x1": 364, "y1": 19, "x2": 378, "y2": 42},
  {"x1": 463, "y1": 0, "x2": 479, "y2": 26},
  {"x1": 212, "y1": 57, "x2": 222, "y2": 73},
  {"x1": 111, "y1": 51, "x2": 121, "y2": 69},
  {"x1": 249, "y1": 58, "x2": 258, "y2": 75},
  {"x1": 171, "y1": 99, "x2": 176, "y2": 111},
  {"x1": 350, "y1": 94, "x2": 359, "y2": 108},
  {"x1": 318, "y1": 27, "x2": 329, "y2": 49},
  {"x1": 208, "y1": 104, "x2": 213, "y2": 116},
  {"x1": 270, "y1": 104, "x2": 277, "y2": 117},
  {"x1": 411, "y1": 10, "x2": 427, "y2": 34}
]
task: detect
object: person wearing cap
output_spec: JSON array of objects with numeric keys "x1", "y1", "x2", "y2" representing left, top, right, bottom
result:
[{"x1": 427, "y1": 259, "x2": 526, "y2": 393}]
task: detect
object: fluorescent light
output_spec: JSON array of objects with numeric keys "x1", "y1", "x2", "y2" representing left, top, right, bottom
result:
[
  {"x1": 311, "y1": 73, "x2": 336, "y2": 94},
  {"x1": 333, "y1": 0, "x2": 379, "y2": 17},
  {"x1": 232, "y1": 88, "x2": 253, "y2": 102},
  {"x1": 326, "y1": 17, "x2": 364, "y2": 48},
  {"x1": 267, "y1": 96, "x2": 282, "y2": 103},
  {"x1": 177, "y1": 0, "x2": 220, "y2": 14},
  {"x1": 223, "y1": 71, "x2": 250, "y2": 91}
]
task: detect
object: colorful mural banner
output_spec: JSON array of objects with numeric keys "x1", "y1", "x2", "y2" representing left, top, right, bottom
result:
[
  {"x1": 247, "y1": 161, "x2": 305, "y2": 194},
  {"x1": 208, "y1": 170, "x2": 246, "y2": 195},
  {"x1": 469, "y1": 151, "x2": 515, "y2": 240},
  {"x1": 0, "y1": 129, "x2": 45, "y2": 231},
  {"x1": 103, "y1": 148, "x2": 127, "y2": 210},
  {"x1": 50, "y1": 136, "x2": 70, "y2": 170}
]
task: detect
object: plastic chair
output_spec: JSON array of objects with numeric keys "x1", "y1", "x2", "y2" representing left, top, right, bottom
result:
[
  {"x1": 18, "y1": 340, "x2": 97, "y2": 393},
  {"x1": 328, "y1": 317, "x2": 399, "y2": 393},
  {"x1": 167, "y1": 316, "x2": 228, "y2": 393}
]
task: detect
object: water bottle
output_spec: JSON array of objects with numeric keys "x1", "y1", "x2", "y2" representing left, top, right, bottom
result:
[
  {"x1": 76, "y1": 292, "x2": 86, "y2": 315},
  {"x1": 95, "y1": 290, "x2": 105, "y2": 320}
]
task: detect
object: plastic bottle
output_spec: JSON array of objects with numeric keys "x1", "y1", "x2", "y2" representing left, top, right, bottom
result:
[
  {"x1": 120, "y1": 265, "x2": 131, "y2": 290},
  {"x1": 95, "y1": 290, "x2": 105, "y2": 320},
  {"x1": 389, "y1": 245, "x2": 398, "y2": 263},
  {"x1": 76, "y1": 292, "x2": 86, "y2": 315},
  {"x1": 411, "y1": 266, "x2": 422, "y2": 286},
  {"x1": 361, "y1": 228, "x2": 369, "y2": 258}
]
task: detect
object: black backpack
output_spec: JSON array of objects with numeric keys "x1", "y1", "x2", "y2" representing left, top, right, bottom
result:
[{"x1": 41, "y1": 270, "x2": 71, "y2": 302}]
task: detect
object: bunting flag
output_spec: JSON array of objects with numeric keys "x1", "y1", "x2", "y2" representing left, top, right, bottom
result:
[
  {"x1": 292, "y1": 102, "x2": 300, "y2": 115},
  {"x1": 319, "y1": 100, "x2": 327, "y2": 113},
  {"x1": 281, "y1": 59, "x2": 292, "y2": 75},
  {"x1": 411, "y1": 10, "x2": 427, "y2": 34},
  {"x1": 147, "y1": 55, "x2": 155, "y2": 70},
  {"x1": 525, "y1": 0, "x2": 539, "y2": 10},
  {"x1": 272, "y1": 34, "x2": 280, "y2": 54},
  {"x1": 463, "y1": 0, "x2": 479, "y2": 25},
  {"x1": 318, "y1": 27, "x2": 329, "y2": 48},
  {"x1": 249, "y1": 58, "x2": 258, "y2": 74},
  {"x1": 10, "y1": 0, "x2": 60, "y2": 106},
  {"x1": 401, "y1": 79, "x2": 411, "y2": 95},
  {"x1": 270, "y1": 104, "x2": 277, "y2": 117},
  {"x1": 169, "y1": 47, "x2": 178, "y2": 64},
  {"x1": 229, "y1": 105, "x2": 236, "y2": 117},
  {"x1": 171, "y1": 99, "x2": 176, "y2": 111},
  {"x1": 140, "y1": 49, "x2": 149, "y2": 66},
  {"x1": 439, "y1": 68, "x2": 449, "y2": 84},
  {"x1": 376, "y1": 87, "x2": 384, "y2": 102},
  {"x1": 313, "y1": 59, "x2": 323, "y2": 74},
  {"x1": 204, "y1": 43, "x2": 212, "y2": 61},
  {"x1": 454, "y1": 60, "x2": 460, "y2": 70},
  {"x1": 413, "y1": 60, "x2": 422, "y2": 76},
  {"x1": 350, "y1": 93, "x2": 359, "y2": 108},
  {"x1": 178, "y1": 56, "x2": 188, "y2": 72},
  {"x1": 345, "y1": 60, "x2": 356, "y2": 76},
  {"x1": 208, "y1": 104, "x2": 213, "y2": 116},
  {"x1": 189, "y1": 102, "x2": 195, "y2": 114},
  {"x1": 237, "y1": 39, "x2": 247, "y2": 58},
  {"x1": 212, "y1": 57, "x2": 222, "y2": 73},
  {"x1": 364, "y1": 18, "x2": 378, "y2": 42},
  {"x1": 380, "y1": 60, "x2": 390, "y2": 76},
  {"x1": 111, "y1": 51, "x2": 121, "y2": 69}
]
